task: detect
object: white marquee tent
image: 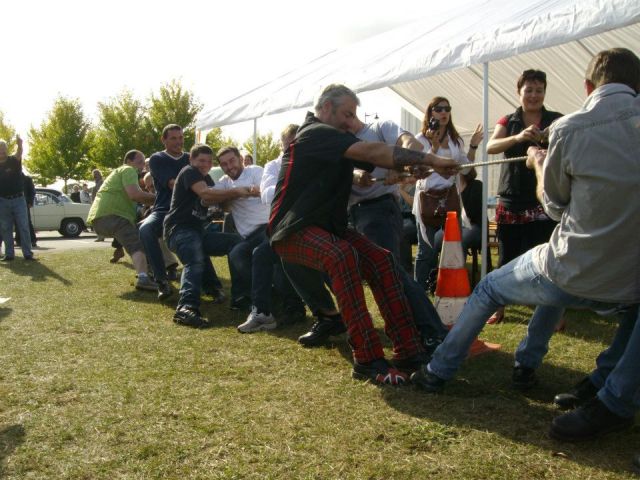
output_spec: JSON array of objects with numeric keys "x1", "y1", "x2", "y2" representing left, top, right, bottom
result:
[{"x1": 197, "y1": 0, "x2": 640, "y2": 274}]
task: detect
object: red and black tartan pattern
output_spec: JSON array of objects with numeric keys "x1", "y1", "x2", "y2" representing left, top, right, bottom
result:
[{"x1": 273, "y1": 226, "x2": 423, "y2": 363}]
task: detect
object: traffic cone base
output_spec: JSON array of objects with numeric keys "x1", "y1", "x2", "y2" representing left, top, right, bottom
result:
[{"x1": 468, "y1": 339, "x2": 501, "y2": 358}]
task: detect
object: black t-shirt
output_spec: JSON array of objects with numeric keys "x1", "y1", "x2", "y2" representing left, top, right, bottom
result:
[
  {"x1": 149, "y1": 151, "x2": 190, "y2": 212},
  {"x1": 164, "y1": 165, "x2": 213, "y2": 239},
  {"x1": 268, "y1": 112, "x2": 370, "y2": 242},
  {"x1": 0, "y1": 156, "x2": 24, "y2": 197}
]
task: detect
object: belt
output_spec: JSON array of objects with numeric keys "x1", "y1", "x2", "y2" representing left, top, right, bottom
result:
[
  {"x1": 352, "y1": 193, "x2": 395, "y2": 208},
  {"x1": 0, "y1": 192, "x2": 23, "y2": 200}
]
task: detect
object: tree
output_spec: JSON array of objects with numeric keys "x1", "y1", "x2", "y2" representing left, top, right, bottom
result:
[
  {"x1": 0, "y1": 111, "x2": 17, "y2": 152},
  {"x1": 147, "y1": 79, "x2": 203, "y2": 153},
  {"x1": 91, "y1": 90, "x2": 153, "y2": 170},
  {"x1": 205, "y1": 127, "x2": 237, "y2": 155},
  {"x1": 242, "y1": 132, "x2": 281, "y2": 166},
  {"x1": 26, "y1": 97, "x2": 93, "y2": 189}
]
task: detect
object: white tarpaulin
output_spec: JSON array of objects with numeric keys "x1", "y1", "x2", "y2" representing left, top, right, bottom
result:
[{"x1": 197, "y1": 0, "x2": 640, "y2": 134}]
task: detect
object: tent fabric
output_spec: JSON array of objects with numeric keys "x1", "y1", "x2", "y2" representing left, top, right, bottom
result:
[{"x1": 196, "y1": 0, "x2": 640, "y2": 132}]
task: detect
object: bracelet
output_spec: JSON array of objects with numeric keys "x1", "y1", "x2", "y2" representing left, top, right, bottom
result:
[{"x1": 469, "y1": 144, "x2": 478, "y2": 149}]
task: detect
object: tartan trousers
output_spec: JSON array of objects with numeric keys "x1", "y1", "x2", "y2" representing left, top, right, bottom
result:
[{"x1": 273, "y1": 226, "x2": 423, "y2": 363}]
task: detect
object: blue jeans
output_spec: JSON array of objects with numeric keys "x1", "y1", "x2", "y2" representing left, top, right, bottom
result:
[
  {"x1": 227, "y1": 225, "x2": 271, "y2": 308},
  {"x1": 414, "y1": 223, "x2": 439, "y2": 290},
  {"x1": 589, "y1": 305, "x2": 640, "y2": 418},
  {"x1": 0, "y1": 196, "x2": 32, "y2": 258},
  {"x1": 351, "y1": 195, "x2": 447, "y2": 340},
  {"x1": 167, "y1": 227, "x2": 240, "y2": 310},
  {"x1": 281, "y1": 260, "x2": 336, "y2": 315},
  {"x1": 139, "y1": 210, "x2": 168, "y2": 283},
  {"x1": 428, "y1": 248, "x2": 624, "y2": 381}
]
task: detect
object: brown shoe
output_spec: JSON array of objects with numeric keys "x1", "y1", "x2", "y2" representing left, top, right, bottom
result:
[{"x1": 110, "y1": 247, "x2": 125, "y2": 263}]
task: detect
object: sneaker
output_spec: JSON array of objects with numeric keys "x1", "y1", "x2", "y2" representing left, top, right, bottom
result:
[
  {"x1": 1, "y1": 256, "x2": 15, "y2": 262},
  {"x1": 135, "y1": 275, "x2": 159, "y2": 291},
  {"x1": 173, "y1": 307, "x2": 212, "y2": 329},
  {"x1": 411, "y1": 364, "x2": 446, "y2": 393},
  {"x1": 549, "y1": 397, "x2": 634, "y2": 441},
  {"x1": 237, "y1": 307, "x2": 277, "y2": 333},
  {"x1": 157, "y1": 281, "x2": 173, "y2": 300},
  {"x1": 298, "y1": 315, "x2": 346, "y2": 347},
  {"x1": 352, "y1": 358, "x2": 409, "y2": 386},
  {"x1": 209, "y1": 288, "x2": 227, "y2": 305},
  {"x1": 512, "y1": 365, "x2": 538, "y2": 390},
  {"x1": 24, "y1": 255, "x2": 36, "y2": 261},
  {"x1": 554, "y1": 376, "x2": 599, "y2": 410},
  {"x1": 230, "y1": 296, "x2": 252, "y2": 311},
  {"x1": 392, "y1": 352, "x2": 431, "y2": 375}
]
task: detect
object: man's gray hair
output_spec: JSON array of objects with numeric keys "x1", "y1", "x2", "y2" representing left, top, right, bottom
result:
[{"x1": 314, "y1": 84, "x2": 360, "y2": 114}]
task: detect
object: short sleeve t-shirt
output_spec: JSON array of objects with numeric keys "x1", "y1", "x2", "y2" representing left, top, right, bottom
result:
[
  {"x1": 87, "y1": 165, "x2": 140, "y2": 225},
  {"x1": 0, "y1": 156, "x2": 24, "y2": 197},
  {"x1": 268, "y1": 112, "x2": 366, "y2": 242},
  {"x1": 149, "y1": 151, "x2": 190, "y2": 212},
  {"x1": 164, "y1": 165, "x2": 213, "y2": 239}
]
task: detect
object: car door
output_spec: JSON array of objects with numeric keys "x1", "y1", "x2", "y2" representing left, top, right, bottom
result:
[{"x1": 32, "y1": 192, "x2": 63, "y2": 231}]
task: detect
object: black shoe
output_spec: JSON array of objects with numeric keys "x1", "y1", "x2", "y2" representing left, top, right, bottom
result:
[
  {"x1": 352, "y1": 358, "x2": 408, "y2": 386},
  {"x1": 410, "y1": 364, "x2": 446, "y2": 393},
  {"x1": 166, "y1": 263, "x2": 179, "y2": 281},
  {"x1": 173, "y1": 307, "x2": 212, "y2": 329},
  {"x1": 633, "y1": 453, "x2": 640, "y2": 474},
  {"x1": 392, "y1": 352, "x2": 431, "y2": 375},
  {"x1": 423, "y1": 336, "x2": 445, "y2": 359},
  {"x1": 550, "y1": 397, "x2": 634, "y2": 442},
  {"x1": 208, "y1": 288, "x2": 227, "y2": 305},
  {"x1": 297, "y1": 315, "x2": 346, "y2": 347},
  {"x1": 230, "y1": 296, "x2": 252, "y2": 311},
  {"x1": 554, "y1": 376, "x2": 598, "y2": 410},
  {"x1": 1, "y1": 256, "x2": 15, "y2": 262},
  {"x1": 512, "y1": 365, "x2": 538, "y2": 390},
  {"x1": 157, "y1": 281, "x2": 173, "y2": 301},
  {"x1": 24, "y1": 255, "x2": 36, "y2": 261}
]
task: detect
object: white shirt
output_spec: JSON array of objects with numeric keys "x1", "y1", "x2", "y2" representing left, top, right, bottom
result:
[
  {"x1": 260, "y1": 155, "x2": 282, "y2": 206},
  {"x1": 214, "y1": 165, "x2": 270, "y2": 238}
]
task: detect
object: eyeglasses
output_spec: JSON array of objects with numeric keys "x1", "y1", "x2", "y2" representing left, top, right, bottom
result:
[{"x1": 432, "y1": 106, "x2": 451, "y2": 113}]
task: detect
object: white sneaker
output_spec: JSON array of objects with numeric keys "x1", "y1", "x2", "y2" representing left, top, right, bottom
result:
[{"x1": 237, "y1": 307, "x2": 277, "y2": 333}]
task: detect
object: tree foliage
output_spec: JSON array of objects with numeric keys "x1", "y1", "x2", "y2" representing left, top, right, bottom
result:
[
  {"x1": 0, "y1": 111, "x2": 17, "y2": 152},
  {"x1": 26, "y1": 97, "x2": 92, "y2": 188},
  {"x1": 205, "y1": 127, "x2": 237, "y2": 155},
  {"x1": 242, "y1": 132, "x2": 281, "y2": 166},
  {"x1": 91, "y1": 90, "x2": 153, "y2": 170},
  {"x1": 147, "y1": 80, "x2": 203, "y2": 153}
]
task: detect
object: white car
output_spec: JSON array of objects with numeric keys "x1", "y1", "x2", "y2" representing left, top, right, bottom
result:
[{"x1": 32, "y1": 188, "x2": 91, "y2": 237}]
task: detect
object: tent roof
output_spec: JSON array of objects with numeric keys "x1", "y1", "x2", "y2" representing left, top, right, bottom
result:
[{"x1": 196, "y1": 0, "x2": 640, "y2": 133}]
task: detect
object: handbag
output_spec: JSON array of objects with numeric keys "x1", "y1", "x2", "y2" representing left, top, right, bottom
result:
[{"x1": 419, "y1": 185, "x2": 461, "y2": 228}]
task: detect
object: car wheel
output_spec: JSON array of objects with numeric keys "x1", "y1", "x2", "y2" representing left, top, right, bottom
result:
[{"x1": 61, "y1": 219, "x2": 83, "y2": 238}]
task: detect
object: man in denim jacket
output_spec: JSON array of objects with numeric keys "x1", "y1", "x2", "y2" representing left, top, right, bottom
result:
[{"x1": 412, "y1": 48, "x2": 640, "y2": 442}]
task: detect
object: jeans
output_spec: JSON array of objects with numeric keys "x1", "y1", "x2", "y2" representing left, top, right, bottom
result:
[
  {"x1": 427, "y1": 248, "x2": 625, "y2": 381},
  {"x1": 167, "y1": 227, "x2": 240, "y2": 310},
  {"x1": 414, "y1": 224, "x2": 439, "y2": 290},
  {"x1": 281, "y1": 260, "x2": 336, "y2": 315},
  {"x1": 0, "y1": 196, "x2": 32, "y2": 258},
  {"x1": 139, "y1": 210, "x2": 168, "y2": 283},
  {"x1": 351, "y1": 196, "x2": 447, "y2": 340},
  {"x1": 433, "y1": 223, "x2": 482, "y2": 258},
  {"x1": 227, "y1": 225, "x2": 271, "y2": 308},
  {"x1": 589, "y1": 305, "x2": 640, "y2": 418}
]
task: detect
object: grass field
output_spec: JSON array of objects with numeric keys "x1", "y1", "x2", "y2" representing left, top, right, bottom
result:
[{"x1": 1, "y1": 249, "x2": 638, "y2": 479}]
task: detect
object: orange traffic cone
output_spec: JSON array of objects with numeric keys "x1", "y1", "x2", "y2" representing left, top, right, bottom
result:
[{"x1": 434, "y1": 211, "x2": 500, "y2": 357}]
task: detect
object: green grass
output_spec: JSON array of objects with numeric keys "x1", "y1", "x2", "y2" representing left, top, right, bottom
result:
[{"x1": 0, "y1": 250, "x2": 637, "y2": 479}]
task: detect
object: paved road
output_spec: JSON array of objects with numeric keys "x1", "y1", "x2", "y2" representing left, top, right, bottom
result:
[{"x1": 29, "y1": 231, "x2": 113, "y2": 254}]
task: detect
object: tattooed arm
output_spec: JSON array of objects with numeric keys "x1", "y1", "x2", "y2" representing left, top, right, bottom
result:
[{"x1": 343, "y1": 141, "x2": 459, "y2": 176}]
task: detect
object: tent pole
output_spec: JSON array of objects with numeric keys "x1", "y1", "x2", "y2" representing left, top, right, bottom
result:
[
  {"x1": 253, "y1": 119, "x2": 258, "y2": 164},
  {"x1": 481, "y1": 62, "x2": 489, "y2": 278}
]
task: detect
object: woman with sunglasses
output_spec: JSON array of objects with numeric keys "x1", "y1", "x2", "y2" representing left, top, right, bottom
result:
[
  {"x1": 413, "y1": 97, "x2": 483, "y2": 292},
  {"x1": 485, "y1": 69, "x2": 563, "y2": 324}
]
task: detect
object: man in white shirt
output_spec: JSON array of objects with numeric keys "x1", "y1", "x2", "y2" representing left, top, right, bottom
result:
[{"x1": 214, "y1": 146, "x2": 275, "y2": 332}]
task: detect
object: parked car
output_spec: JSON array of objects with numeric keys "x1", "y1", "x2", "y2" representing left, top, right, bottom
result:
[{"x1": 32, "y1": 188, "x2": 91, "y2": 238}]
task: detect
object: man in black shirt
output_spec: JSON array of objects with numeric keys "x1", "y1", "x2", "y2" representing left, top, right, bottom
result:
[
  {"x1": 164, "y1": 144, "x2": 254, "y2": 328},
  {"x1": 0, "y1": 135, "x2": 33, "y2": 261},
  {"x1": 269, "y1": 84, "x2": 458, "y2": 385}
]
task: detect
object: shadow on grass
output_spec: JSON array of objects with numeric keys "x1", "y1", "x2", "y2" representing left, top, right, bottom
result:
[
  {"x1": 381, "y1": 349, "x2": 638, "y2": 476},
  {"x1": 1, "y1": 259, "x2": 71, "y2": 285},
  {"x1": 0, "y1": 424, "x2": 25, "y2": 476}
]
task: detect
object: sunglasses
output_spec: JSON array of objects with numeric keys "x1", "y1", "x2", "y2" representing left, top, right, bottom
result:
[{"x1": 432, "y1": 106, "x2": 452, "y2": 113}]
